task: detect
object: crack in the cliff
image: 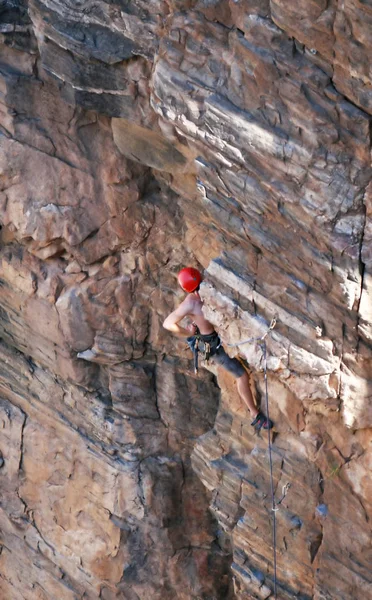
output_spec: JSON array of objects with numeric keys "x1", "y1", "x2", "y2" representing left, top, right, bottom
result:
[
  {"x1": 0, "y1": 572, "x2": 17, "y2": 591},
  {"x1": 136, "y1": 459, "x2": 146, "y2": 510},
  {"x1": 337, "y1": 322, "x2": 347, "y2": 412},
  {"x1": 14, "y1": 484, "x2": 28, "y2": 521},
  {"x1": 18, "y1": 410, "x2": 26, "y2": 473},
  {"x1": 354, "y1": 192, "x2": 367, "y2": 354},
  {"x1": 340, "y1": 471, "x2": 370, "y2": 525},
  {"x1": 21, "y1": 509, "x2": 56, "y2": 555},
  {"x1": 310, "y1": 467, "x2": 326, "y2": 597},
  {"x1": 309, "y1": 529, "x2": 323, "y2": 565},
  {"x1": 153, "y1": 378, "x2": 168, "y2": 431},
  {"x1": 0, "y1": 130, "x2": 91, "y2": 174},
  {"x1": 334, "y1": 442, "x2": 365, "y2": 466}
]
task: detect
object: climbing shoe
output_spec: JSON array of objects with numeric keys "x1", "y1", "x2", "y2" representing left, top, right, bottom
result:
[{"x1": 251, "y1": 412, "x2": 273, "y2": 431}]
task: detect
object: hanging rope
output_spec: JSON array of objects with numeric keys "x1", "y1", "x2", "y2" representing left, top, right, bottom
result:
[
  {"x1": 261, "y1": 339, "x2": 278, "y2": 600},
  {"x1": 227, "y1": 316, "x2": 283, "y2": 599}
]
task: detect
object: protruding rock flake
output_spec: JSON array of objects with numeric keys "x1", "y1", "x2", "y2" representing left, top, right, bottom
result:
[{"x1": 0, "y1": 1, "x2": 371, "y2": 599}]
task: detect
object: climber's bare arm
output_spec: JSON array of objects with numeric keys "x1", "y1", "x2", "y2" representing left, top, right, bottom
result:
[{"x1": 163, "y1": 297, "x2": 195, "y2": 337}]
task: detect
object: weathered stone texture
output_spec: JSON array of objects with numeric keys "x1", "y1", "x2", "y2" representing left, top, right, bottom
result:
[{"x1": 0, "y1": 0, "x2": 372, "y2": 599}]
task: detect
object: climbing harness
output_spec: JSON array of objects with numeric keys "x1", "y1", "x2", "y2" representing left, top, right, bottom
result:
[
  {"x1": 228, "y1": 316, "x2": 286, "y2": 600},
  {"x1": 187, "y1": 327, "x2": 221, "y2": 374}
]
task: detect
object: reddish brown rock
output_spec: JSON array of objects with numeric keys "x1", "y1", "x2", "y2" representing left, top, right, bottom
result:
[
  {"x1": 0, "y1": 1, "x2": 371, "y2": 599},
  {"x1": 333, "y1": 0, "x2": 372, "y2": 115},
  {"x1": 271, "y1": 0, "x2": 337, "y2": 62}
]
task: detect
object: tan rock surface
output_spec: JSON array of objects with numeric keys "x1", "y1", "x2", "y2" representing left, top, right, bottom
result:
[{"x1": 0, "y1": 1, "x2": 371, "y2": 599}]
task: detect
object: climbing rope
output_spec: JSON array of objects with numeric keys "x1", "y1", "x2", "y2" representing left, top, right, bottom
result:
[
  {"x1": 227, "y1": 316, "x2": 281, "y2": 599},
  {"x1": 261, "y1": 339, "x2": 278, "y2": 600}
]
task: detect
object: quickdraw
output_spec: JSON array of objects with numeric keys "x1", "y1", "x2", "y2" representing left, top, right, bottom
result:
[{"x1": 226, "y1": 316, "x2": 277, "y2": 347}]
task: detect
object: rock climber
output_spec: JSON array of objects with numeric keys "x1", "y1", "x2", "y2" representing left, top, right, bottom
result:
[{"x1": 163, "y1": 267, "x2": 273, "y2": 431}]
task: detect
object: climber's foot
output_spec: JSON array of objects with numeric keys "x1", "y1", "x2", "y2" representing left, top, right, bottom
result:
[{"x1": 251, "y1": 412, "x2": 273, "y2": 431}]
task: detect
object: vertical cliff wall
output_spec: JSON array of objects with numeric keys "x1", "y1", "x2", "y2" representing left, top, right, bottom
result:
[{"x1": 0, "y1": 1, "x2": 371, "y2": 599}]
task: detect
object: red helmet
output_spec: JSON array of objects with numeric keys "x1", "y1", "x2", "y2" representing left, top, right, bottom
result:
[{"x1": 178, "y1": 267, "x2": 202, "y2": 292}]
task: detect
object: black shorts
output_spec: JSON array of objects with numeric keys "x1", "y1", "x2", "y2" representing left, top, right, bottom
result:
[
  {"x1": 210, "y1": 345, "x2": 246, "y2": 378},
  {"x1": 187, "y1": 334, "x2": 246, "y2": 378}
]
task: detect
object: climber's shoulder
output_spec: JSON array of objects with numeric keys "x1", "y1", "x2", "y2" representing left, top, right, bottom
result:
[{"x1": 177, "y1": 293, "x2": 197, "y2": 313}]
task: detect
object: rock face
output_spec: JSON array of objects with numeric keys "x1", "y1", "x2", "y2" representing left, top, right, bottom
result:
[{"x1": 0, "y1": 1, "x2": 371, "y2": 599}]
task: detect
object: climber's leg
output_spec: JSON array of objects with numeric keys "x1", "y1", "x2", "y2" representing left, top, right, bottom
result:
[
  {"x1": 236, "y1": 374, "x2": 273, "y2": 429},
  {"x1": 236, "y1": 370, "x2": 259, "y2": 418},
  {"x1": 211, "y1": 347, "x2": 273, "y2": 429},
  {"x1": 212, "y1": 347, "x2": 257, "y2": 415}
]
